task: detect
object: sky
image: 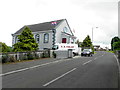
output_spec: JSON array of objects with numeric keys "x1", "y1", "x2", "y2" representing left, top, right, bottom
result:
[{"x1": 0, "y1": 0, "x2": 119, "y2": 49}]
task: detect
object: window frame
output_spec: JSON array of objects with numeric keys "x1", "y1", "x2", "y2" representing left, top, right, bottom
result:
[
  {"x1": 44, "y1": 33, "x2": 49, "y2": 43},
  {"x1": 35, "y1": 34, "x2": 40, "y2": 43}
]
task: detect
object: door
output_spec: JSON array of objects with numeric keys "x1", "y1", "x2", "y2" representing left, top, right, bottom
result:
[{"x1": 62, "y1": 38, "x2": 66, "y2": 43}]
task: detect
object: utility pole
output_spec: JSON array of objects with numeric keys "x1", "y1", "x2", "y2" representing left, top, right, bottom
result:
[{"x1": 92, "y1": 27, "x2": 98, "y2": 44}]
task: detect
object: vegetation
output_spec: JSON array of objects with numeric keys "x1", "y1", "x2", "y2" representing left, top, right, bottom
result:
[
  {"x1": 13, "y1": 26, "x2": 38, "y2": 52},
  {"x1": 113, "y1": 41, "x2": 120, "y2": 50},
  {"x1": 80, "y1": 35, "x2": 94, "y2": 53},
  {"x1": 0, "y1": 42, "x2": 12, "y2": 52},
  {"x1": 111, "y1": 37, "x2": 120, "y2": 51},
  {"x1": 81, "y1": 35, "x2": 92, "y2": 47},
  {"x1": 52, "y1": 51, "x2": 56, "y2": 58}
]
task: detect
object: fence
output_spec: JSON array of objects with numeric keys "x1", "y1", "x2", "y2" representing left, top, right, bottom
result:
[{"x1": 0, "y1": 50, "x2": 53, "y2": 63}]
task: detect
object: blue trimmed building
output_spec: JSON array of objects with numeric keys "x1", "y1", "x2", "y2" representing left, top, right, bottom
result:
[{"x1": 12, "y1": 19, "x2": 76, "y2": 50}]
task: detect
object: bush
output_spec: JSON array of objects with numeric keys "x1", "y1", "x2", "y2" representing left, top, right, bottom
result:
[
  {"x1": 22, "y1": 54, "x2": 28, "y2": 60},
  {"x1": 9, "y1": 55, "x2": 16, "y2": 62},
  {"x1": 34, "y1": 53, "x2": 39, "y2": 59},
  {"x1": 52, "y1": 51, "x2": 56, "y2": 58},
  {"x1": 2, "y1": 54, "x2": 9, "y2": 63},
  {"x1": 41, "y1": 52, "x2": 49, "y2": 58},
  {"x1": 27, "y1": 52, "x2": 34, "y2": 60}
]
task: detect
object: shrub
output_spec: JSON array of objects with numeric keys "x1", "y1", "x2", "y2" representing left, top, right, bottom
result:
[
  {"x1": 22, "y1": 54, "x2": 28, "y2": 60},
  {"x1": 52, "y1": 51, "x2": 56, "y2": 58},
  {"x1": 9, "y1": 55, "x2": 16, "y2": 62},
  {"x1": 2, "y1": 54, "x2": 9, "y2": 63},
  {"x1": 41, "y1": 52, "x2": 49, "y2": 58},
  {"x1": 34, "y1": 53, "x2": 39, "y2": 59},
  {"x1": 27, "y1": 52, "x2": 34, "y2": 60}
]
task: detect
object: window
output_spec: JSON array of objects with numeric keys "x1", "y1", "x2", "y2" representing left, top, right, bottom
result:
[
  {"x1": 35, "y1": 34, "x2": 40, "y2": 43},
  {"x1": 44, "y1": 33, "x2": 49, "y2": 43},
  {"x1": 63, "y1": 27, "x2": 68, "y2": 33},
  {"x1": 15, "y1": 36, "x2": 19, "y2": 43}
]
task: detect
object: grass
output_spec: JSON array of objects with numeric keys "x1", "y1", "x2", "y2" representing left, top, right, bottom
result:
[{"x1": 106, "y1": 51, "x2": 114, "y2": 53}]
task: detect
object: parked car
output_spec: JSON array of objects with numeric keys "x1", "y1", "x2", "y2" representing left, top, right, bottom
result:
[{"x1": 81, "y1": 49, "x2": 93, "y2": 57}]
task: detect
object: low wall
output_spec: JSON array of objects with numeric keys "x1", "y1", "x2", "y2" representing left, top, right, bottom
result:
[
  {"x1": 0, "y1": 50, "x2": 52, "y2": 63},
  {"x1": 54, "y1": 50, "x2": 73, "y2": 59},
  {"x1": 115, "y1": 50, "x2": 120, "y2": 62}
]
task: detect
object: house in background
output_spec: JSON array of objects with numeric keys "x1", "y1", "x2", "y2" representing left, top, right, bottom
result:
[
  {"x1": 12, "y1": 19, "x2": 76, "y2": 50},
  {"x1": 93, "y1": 45, "x2": 100, "y2": 51}
]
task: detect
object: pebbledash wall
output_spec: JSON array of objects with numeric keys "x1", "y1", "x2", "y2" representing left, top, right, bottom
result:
[{"x1": 12, "y1": 19, "x2": 76, "y2": 50}]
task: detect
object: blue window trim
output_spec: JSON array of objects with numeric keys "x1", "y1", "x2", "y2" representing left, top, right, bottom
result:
[{"x1": 35, "y1": 34, "x2": 40, "y2": 43}]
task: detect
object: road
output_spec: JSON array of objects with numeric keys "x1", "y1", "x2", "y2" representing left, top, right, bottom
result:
[{"x1": 2, "y1": 51, "x2": 119, "y2": 88}]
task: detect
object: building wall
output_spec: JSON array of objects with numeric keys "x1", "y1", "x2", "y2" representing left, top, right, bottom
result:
[
  {"x1": 33, "y1": 30, "x2": 53, "y2": 50},
  {"x1": 12, "y1": 20, "x2": 75, "y2": 50},
  {"x1": 55, "y1": 19, "x2": 74, "y2": 44}
]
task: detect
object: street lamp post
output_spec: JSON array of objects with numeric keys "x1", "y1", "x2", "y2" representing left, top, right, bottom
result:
[{"x1": 92, "y1": 27, "x2": 98, "y2": 44}]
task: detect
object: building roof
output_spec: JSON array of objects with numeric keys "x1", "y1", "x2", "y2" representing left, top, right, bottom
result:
[{"x1": 14, "y1": 19, "x2": 65, "y2": 34}]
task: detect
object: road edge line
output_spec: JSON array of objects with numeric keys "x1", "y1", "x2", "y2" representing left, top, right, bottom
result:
[
  {"x1": 114, "y1": 55, "x2": 120, "y2": 89},
  {"x1": 1, "y1": 58, "x2": 73, "y2": 76}
]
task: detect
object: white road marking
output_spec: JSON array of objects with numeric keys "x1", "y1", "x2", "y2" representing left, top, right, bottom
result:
[
  {"x1": 94, "y1": 57, "x2": 97, "y2": 60},
  {"x1": 114, "y1": 55, "x2": 120, "y2": 69},
  {"x1": 0, "y1": 68, "x2": 29, "y2": 76},
  {"x1": 43, "y1": 68, "x2": 77, "y2": 87},
  {"x1": 82, "y1": 60, "x2": 92, "y2": 65},
  {"x1": 0, "y1": 58, "x2": 73, "y2": 76}
]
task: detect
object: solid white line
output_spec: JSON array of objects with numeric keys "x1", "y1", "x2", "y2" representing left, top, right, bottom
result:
[
  {"x1": 114, "y1": 55, "x2": 120, "y2": 70},
  {"x1": 0, "y1": 59, "x2": 74, "y2": 76},
  {"x1": 43, "y1": 68, "x2": 77, "y2": 87},
  {"x1": 82, "y1": 60, "x2": 92, "y2": 65},
  {"x1": 0, "y1": 68, "x2": 29, "y2": 76}
]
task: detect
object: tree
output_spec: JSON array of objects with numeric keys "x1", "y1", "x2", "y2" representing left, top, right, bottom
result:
[
  {"x1": 81, "y1": 35, "x2": 94, "y2": 52},
  {"x1": 111, "y1": 37, "x2": 120, "y2": 51},
  {"x1": 13, "y1": 26, "x2": 38, "y2": 52},
  {"x1": 81, "y1": 35, "x2": 92, "y2": 47},
  {"x1": 0, "y1": 42, "x2": 12, "y2": 52},
  {"x1": 113, "y1": 41, "x2": 120, "y2": 50}
]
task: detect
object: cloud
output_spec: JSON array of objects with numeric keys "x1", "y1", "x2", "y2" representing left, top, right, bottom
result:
[{"x1": 0, "y1": 0, "x2": 118, "y2": 48}]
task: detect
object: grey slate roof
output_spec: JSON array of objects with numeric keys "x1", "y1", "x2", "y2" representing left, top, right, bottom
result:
[{"x1": 14, "y1": 19, "x2": 64, "y2": 34}]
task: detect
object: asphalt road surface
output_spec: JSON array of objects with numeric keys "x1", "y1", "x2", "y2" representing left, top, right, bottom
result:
[{"x1": 2, "y1": 51, "x2": 119, "y2": 88}]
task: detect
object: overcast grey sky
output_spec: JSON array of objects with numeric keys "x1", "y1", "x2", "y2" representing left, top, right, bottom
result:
[{"x1": 0, "y1": 0, "x2": 119, "y2": 48}]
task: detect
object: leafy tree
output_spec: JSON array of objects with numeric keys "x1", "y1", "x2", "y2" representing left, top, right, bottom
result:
[
  {"x1": 81, "y1": 35, "x2": 92, "y2": 47},
  {"x1": 0, "y1": 42, "x2": 11, "y2": 52},
  {"x1": 111, "y1": 37, "x2": 120, "y2": 51},
  {"x1": 113, "y1": 41, "x2": 120, "y2": 50},
  {"x1": 13, "y1": 26, "x2": 38, "y2": 52},
  {"x1": 7, "y1": 46, "x2": 13, "y2": 52},
  {"x1": 81, "y1": 35, "x2": 94, "y2": 52}
]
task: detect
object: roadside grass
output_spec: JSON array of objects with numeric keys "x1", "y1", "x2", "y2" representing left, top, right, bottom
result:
[{"x1": 106, "y1": 51, "x2": 114, "y2": 53}]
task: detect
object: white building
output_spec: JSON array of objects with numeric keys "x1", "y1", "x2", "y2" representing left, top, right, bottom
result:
[{"x1": 12, "y1": 19, "x2": 76, "y2": 50}]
